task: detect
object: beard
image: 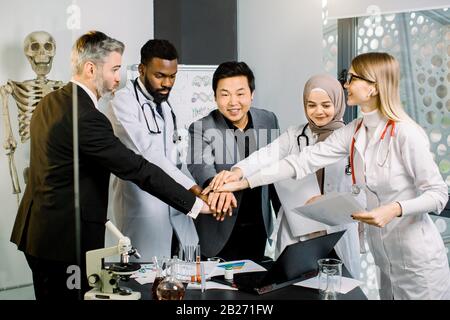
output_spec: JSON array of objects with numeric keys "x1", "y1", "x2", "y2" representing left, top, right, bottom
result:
[
  {"x1": 94, "y1": 66, "x2": 119, "y2": 99},
  {"x1": 143, "y1": 76, "x2": 171, "y2": 105},
  {"x1": 94, "y1": 74, "x2": 111, "y2": 98}
]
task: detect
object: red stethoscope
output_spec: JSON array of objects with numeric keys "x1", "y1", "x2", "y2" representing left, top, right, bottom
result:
[{"x1": 349, "y1": 119, "x2": 396, "y2": 195}]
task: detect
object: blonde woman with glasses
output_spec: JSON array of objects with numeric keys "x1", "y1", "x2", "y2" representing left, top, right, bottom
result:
[{"x1": 210, "y1": 52, "x2": 450, "y2": 300}]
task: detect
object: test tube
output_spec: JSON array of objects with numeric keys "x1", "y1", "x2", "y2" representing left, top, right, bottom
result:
[
  {"x1": 196, "y1": 244, "x2": 201, "y2": 283},
  {"x1": 200, "y1": 262, "x2": 206, "y2": 292}
]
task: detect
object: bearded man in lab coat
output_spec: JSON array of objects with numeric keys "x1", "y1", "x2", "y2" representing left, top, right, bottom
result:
[{"x1": 105, "y1": 40, "x2": 235, "y2": 260}]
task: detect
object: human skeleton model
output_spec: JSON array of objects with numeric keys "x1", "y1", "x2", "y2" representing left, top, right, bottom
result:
[{"x1": 0, "y1": 31, "x2": 64, "y2": 204}]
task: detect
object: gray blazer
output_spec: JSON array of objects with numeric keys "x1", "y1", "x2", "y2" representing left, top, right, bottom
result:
[{"x1": 187, "y1": 108, "x2": 280, "y2": 257}]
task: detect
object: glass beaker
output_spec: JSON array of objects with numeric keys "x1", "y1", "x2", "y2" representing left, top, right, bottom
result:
[
  {"x1": 156, "y1": 259, "x2": 186, "y2": 300},
  {"x1": 317, "y1": 258, "x2": 342, "y2": 300}
]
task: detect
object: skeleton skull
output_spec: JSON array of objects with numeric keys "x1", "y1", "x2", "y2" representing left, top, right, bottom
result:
[{"x1": 23, "y1": 31, "x2": 56, "y2": 78}]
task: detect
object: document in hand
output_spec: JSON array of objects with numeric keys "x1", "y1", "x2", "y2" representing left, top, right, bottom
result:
[
  {"x1": 274, "y1": 174, "x2": 326, "y2": 237},
  {"x1": 294, "y1": 192, "x2": 363, "y2": 226}
]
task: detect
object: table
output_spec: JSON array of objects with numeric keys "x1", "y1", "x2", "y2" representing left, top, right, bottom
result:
[
  {"x1": 129, "y1": 281, "x2": 366, "y2": 300},
  {"x1": 126, "y1": 263, "x2": 367, "y2": 300}
]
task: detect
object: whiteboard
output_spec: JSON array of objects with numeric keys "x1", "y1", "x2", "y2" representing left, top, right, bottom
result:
[
  {"x1": 169, "y1": 64, "x2": 217, "y2": 130},
  {"x1": 169, "y1": 65, "x2": 218, "y2": 162}
]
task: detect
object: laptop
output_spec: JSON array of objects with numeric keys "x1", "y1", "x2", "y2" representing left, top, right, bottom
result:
[{"x1": 211, "y1": 230, "x2": 345, "y2": 295}]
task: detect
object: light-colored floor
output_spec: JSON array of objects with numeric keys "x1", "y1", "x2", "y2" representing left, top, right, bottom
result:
[{"x1": 0, "y1": 284, "x2": 35, "y2": 300}]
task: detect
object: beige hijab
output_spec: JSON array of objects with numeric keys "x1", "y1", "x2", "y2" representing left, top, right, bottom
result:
[{"x1": 302, "y1": 74, "x2": 346, "y2": 142}]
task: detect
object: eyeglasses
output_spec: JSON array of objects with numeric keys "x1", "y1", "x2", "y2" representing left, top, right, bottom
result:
[{"x1": 345, "y1": 72, "x2": 376, "y2": 85}]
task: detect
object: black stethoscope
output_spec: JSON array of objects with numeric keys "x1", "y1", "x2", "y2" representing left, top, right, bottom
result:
[
  {"x1": 296, "y1": 123, "x2": 310, "y2": 148},
  {"x1": 296, "y1": 123, "x2": 352, "y2": 177},
  {"x1": 133, "y1": 78, "x2": 181, "y2": 143}
]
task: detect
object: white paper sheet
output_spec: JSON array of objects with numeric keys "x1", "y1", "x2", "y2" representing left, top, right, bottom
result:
[
  {"x1": 133, "y1": 272, "x2": 156, "y2": 285},
  {"x1": 202, "y1": 261, "x2": 220, "y2": 278},
  {"x1": 129, "y1": 263, "x2": 156, "y2": 285},
  {"x1": 132, "y1": 261, "x2": 218, "y2": 285},
  {"x1": 294, "y1": 275, "x2": 363, "y2": 294},
  {"x1": 207, "y1": 260, "x2": 267, "y2": 279},
  {"x1": 274, "y1": 174, "x2": 325, "y2": 237},
  {"x1": 294, "y1": 192, "x2": 364, "y2": 226},
  {"x1": 131, "y1": 261, "x2": 265, "y2": 286}
]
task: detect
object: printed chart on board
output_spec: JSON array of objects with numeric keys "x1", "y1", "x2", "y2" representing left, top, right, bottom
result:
[{"x1": 169, "y1": 65, "x2": 218, "y2": 162}]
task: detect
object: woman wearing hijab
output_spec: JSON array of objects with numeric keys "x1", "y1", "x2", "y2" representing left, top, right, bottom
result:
[{"x1": 208, "y1": 74, "x2": 362, "y2": 278}]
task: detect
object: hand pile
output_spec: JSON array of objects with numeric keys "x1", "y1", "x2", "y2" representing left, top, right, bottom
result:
[{"x1": 191, "y1": 168, "x2": 249, "y2": 221}]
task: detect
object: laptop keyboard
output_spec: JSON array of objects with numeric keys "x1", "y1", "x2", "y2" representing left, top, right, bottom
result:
[{"x1": 233, "y1": 271, "x2": 267, "y2": 287}]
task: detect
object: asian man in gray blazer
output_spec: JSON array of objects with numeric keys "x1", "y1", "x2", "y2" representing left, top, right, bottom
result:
[{"x1": 187, "y1": 61, "x2": 280, "y2": 262}]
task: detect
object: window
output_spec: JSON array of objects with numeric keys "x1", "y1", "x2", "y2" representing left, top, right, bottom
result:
[{"x1": 323, "y1": 20, "x2": 338, "y2": 77}]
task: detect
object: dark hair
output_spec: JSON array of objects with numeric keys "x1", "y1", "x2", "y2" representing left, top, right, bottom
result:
[
  {"x1": 212, "y1": 61, "x2": 255, "y2": 95},
  {"x1": 71, "y1": 31, "x2": 124, "y2": 75},
  {"x1": 140, "y1": 39, "x2": 178, "y2": 65}
]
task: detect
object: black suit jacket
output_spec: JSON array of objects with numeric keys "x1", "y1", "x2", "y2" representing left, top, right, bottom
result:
[{"x1": 10, "y1": 83, "x2": 196, "y2": 263}]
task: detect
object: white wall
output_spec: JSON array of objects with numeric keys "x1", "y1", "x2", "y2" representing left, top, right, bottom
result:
[
  {"x1": 0, "y1": 0, "x2": 153, "y2": 289},
  {"x1": 328, "y1": 0, "x2": 450, "y2": 19},
  {"x1": 237, "y1": 0, "x2": 324, "y2": 130}
]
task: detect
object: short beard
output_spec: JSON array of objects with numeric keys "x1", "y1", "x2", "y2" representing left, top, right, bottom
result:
[
  {"x1": 94, "y1": 66, "x2": 114, "y2": 99},
  {"x1": 143, "y1": 76, "x2": 170, "y2": 104}
]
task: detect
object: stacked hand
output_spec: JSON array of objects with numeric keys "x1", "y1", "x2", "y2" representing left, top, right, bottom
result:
[
  {"x1": 192, "y1": 168, "x2": 255, "y2": 220},
  {"x1": 191, "y1": 184, "x2": 238, "y2": 221},
  {"x1": 207, "y1": 168, "x2": 243, "y2": 191},
  {"x1": 202, "y1": 167, "x2": 249, "y2": 195},
  {"x1": 205, "y1": 191, "x2": 237, "y2": 221}
]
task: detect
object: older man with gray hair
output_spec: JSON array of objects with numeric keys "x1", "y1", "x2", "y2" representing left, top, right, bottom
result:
[{"x1": 10, "y1": 31, "x2": 212, "y2": 300}]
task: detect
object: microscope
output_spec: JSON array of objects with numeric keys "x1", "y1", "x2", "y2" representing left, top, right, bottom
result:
[{"x1": 84, "y1": 221, "x2": 142, "y2": 300}]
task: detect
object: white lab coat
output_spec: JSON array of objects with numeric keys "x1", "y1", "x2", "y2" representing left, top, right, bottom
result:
[
  {"x1": 235, "y1": 123, "x2": 363, "y2": 279},
  {"x1": 282, "y1": 117, "x2": 450, "y2": 300},
  {"x1": 104, "y1": 79, "x2": 199, "y2": 260}
]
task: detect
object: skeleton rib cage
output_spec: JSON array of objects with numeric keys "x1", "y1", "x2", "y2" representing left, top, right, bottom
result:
[{"x1": 9, "y1": 80, "x2": 64, "y2": 143}]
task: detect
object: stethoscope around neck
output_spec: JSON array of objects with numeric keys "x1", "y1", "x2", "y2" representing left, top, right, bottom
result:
[
  {"x1": 296, "y1": 123, "x2": 352, "y2": 177},
  {"x1": 296, "y1": 123, "x2": 310, "y2": 148},
  {"x1": 350, "y1": 118, "x2": 396, "y2": 195},
  {"x1": 133, "y1": 78, "x2": 181, "y2": 143}
]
